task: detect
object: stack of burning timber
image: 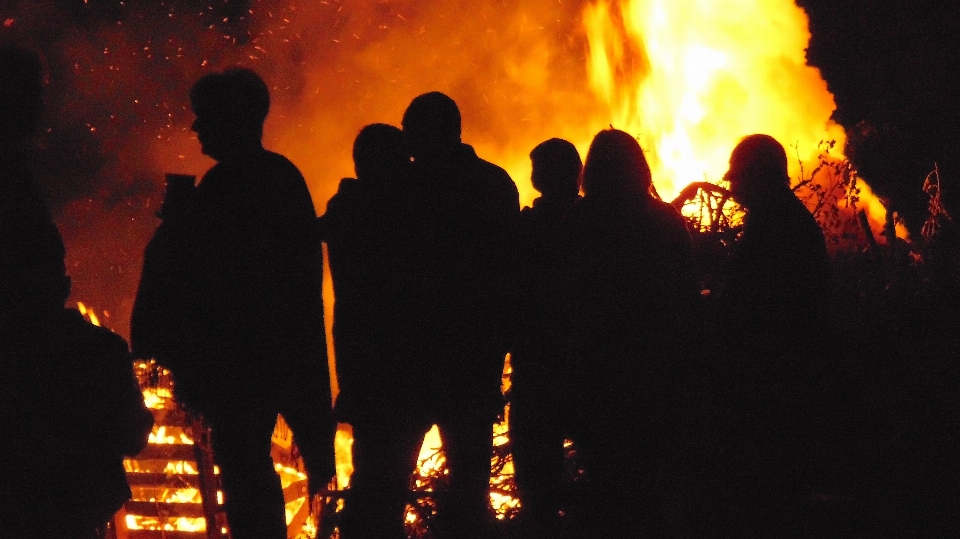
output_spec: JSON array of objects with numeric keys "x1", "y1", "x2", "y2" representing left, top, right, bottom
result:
[
  {"x1": 114, "y1": 361, "x2": 227, "y2": 538},
  {"x1": 113, "y1": 361, "x2": 315, "y2": 539}
]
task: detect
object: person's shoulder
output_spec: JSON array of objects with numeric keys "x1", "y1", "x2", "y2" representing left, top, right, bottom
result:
[
  {"x1": 336, "y1": 177, "x2": 362, "y2": 194},
  {"x1": 478, "y1": 158, "x2": 514, "y2": 188},
  {"x1": 262, "y1": 150, "x2": 306, "y2": 182},
  {"x1": 59, "y1": 309, "x2": 130, "y2": 355},
  {"x1": 324, "y1": 178, "x2": 362, "y2": 212},
  {"x1": 464, "y1": 144, "x2": 514, "y2": 184},
  {"x1": 262, "y1": 149, "x2": 297, "y2": 167},
  {"x1": 561, "y1": 196, "x2": 591, "y2": 224},
  {"x1": 649, "y1": 198, "x2": 689, "y2": 229},
  {"x1": 784, "y1": 195, "x2": 825, "y2": 241}
]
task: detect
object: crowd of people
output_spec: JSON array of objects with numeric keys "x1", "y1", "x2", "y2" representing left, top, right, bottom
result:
[{"x1": 1, "y1": 45, "x2": 846, "y2": 539}]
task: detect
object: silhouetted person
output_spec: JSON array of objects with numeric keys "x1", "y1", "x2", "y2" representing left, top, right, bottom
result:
[
  {"x1": 0, "y1": 45, "x2": 66, "y2": 328},
  {"x1": 559, "y1": 129, "x2": 698, "y2": 538},
  {"x1": 721, "y1": 134, "x2": 830, "y2": 342},
  {"x1": 401, "y1": 91, "x2": 520, "y2": 539},
  {"x1": 3, "y1": 282, "x2": 153, "y2": 539},
  {"x1": 0, "y1": 48, "x2": 152, "y2": 534},
  {"x1": 715, "y1": 134, "x2": 831, "y2": 537},
  {"x1": 510, "y1": 138, "x2": 581, "y2": 538},
  {"x1": 320, "y1": 125, "x2": 415, "y2": 400},
  {"x1": 0, "y1": 43, "x2": 66, "y2": 535},
  {"x1": 131, "y1": 68, "x2": 333, "y2": 539},
  {"x1": 319, "y1": 124, "x2": 425, "y2": 539}
]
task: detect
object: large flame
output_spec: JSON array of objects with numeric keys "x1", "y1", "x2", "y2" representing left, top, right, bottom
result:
[
  {"x1": 21, "y1": 0, "x2": 892, "y2": 337},
  {"x1": 582, "y1": 0, "x2": 848, "y2": 200}
]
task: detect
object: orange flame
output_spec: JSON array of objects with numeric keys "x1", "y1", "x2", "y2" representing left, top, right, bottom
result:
[
  {"x1": 584, "y1": 0, "x2": 841, "y2": 194},
  {"x1": 580, "y1": 0, "x2": 885, "y2": 231}
]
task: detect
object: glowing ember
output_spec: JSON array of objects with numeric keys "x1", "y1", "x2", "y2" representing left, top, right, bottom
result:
[{"x1": 490, "y1": 404, "x2": 521, "y2": 519}]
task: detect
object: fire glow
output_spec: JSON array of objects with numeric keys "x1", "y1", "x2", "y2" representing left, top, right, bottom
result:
[
  {"x1": 123, "y1": 361, "x2": 226, "y2": 536},
  {"x1": 29, "y1": 0, "x2": 892, "y2": 343},
  {"x1": 583, "y1": 0, "x2": 844, "y2": 198},
  {"x1": 45, "y1": 0, "x2": 894, "y2": 533}
]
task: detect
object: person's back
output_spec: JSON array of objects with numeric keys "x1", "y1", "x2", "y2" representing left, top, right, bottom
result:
[
  {"x1": 410, "y1": 132, "x2": 519, "y2": 411},
  {"x1": 518, "y1": 138, "x2": 583, "y2": 332},
  {"x1": 511, "y1": 138, "x2": 581, "y2": 538},
  {"x1": 3, "y1": 295, "x2": 152, "y2": 538},
  {"x1": 560, "y1": 129, "x2": 697, "y2": 538},
  {"x1": 23, "y1": 309, "x2": 152, "y2": 538},
  {"x1": 321, "y1": 124, "x2": 421, "y2": 420},
  {"x1": 723, "y1": 190, "x2": 829, "y2": 342},
  {"x1": 0, "y1": 45, "x2": 67, "y2": 328},
  {"x1": 402, "y1": 92, "x2": 520, "y2": 539},
  {"x1": 715, "y1": 134, "x2": 832, "y2": 537},
  {"x1": 326, "y1": 124, "x2": 449, "y2": 539},
  {"x1": 566, "y1": 193, "x2": 696, "y2": 347},
  {"x1": 720, "y1": 134, "x2": 829, "y2": 342},
  {"x1": 178, "y1": 149, "x2": 323, "y2": 360},
  {"x1": 563, "y1": 132, "x2": 697, "y2": 361}
]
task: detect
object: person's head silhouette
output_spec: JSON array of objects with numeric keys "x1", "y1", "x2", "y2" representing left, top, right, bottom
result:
[
  {"x1": 352, "y1": 123, "x2": 407, "y2": 184},
  {"x1": 401, "y1": 91, "x2": 461, "y2": 165},
  {"x1": 724, "y1": 134, "x2": 791, "y2": 209},
  {"x1": 530, "y1": 138, "x2": 581, "y2": 200},
  {"x1": 0, "y1": 45, "x2": 43, "y2": 150},
  {"x1": 190, "y1": 68, "x2": 269, "y2": 162},
  {"x1": 581, "y1": 129, "x2": 652, "y2": 199}
]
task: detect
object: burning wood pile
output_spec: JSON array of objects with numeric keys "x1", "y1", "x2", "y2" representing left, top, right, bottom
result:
[
  {"x1": 114, "y1": 363, "x2": 521, "y2": 539},
  {"x1": 112, "y1": 360, "x2": 316, "y2": 539},
  {"x1": 117, "y1": 361, "x2": 227, "y2": 538},
  {"x1": 73, "y1": 299, "x2": 521, "y2": 539}
]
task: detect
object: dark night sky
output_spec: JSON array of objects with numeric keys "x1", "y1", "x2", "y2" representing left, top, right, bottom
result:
[{"x1": 2, "y1": 0, "x2": 959, "y2": 333}]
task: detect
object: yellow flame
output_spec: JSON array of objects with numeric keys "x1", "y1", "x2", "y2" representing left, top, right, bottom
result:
[
  {"x1": 141, "y1": 387, "x2": 173, "y2": 410},
  {"x1": 582, "y1": 0, "x2": 885, "y2": 229},
  {"x1": 125, "y1": 515, "x2": 206, "y2": 532},
  {"x1": 412, "y1": 425, "x2": 446, "y2": 491},
  {"x1": 164, "y1": 460, "x2": 198, "y2": 475},
  {"x1": 490, "y1": 491, "x2": 521, "y2": 520},
  {"x1": 334, "y1": 424, "x2": 354, "y2": 490},
  {"x1": 148, "y1": 424, "x2": 195, "y2": 445},
  {"x1": 164, "y1": 488, "x2": 202, "y2": 504},
  {"x1": 285, "y1": 496, "x2": 308, "y2": 526},
  {"x1": 76, "y1": 301, "x2": 101, "y2": 327},
  {"x1": 274, "y1": 462, "x2": 309, "y2": 489},
  {"x1": 129, "y1": 486, "x2": 203, "y2": 504}
]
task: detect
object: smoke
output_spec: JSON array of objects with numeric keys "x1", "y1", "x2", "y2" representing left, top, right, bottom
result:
[{"x1": 1, "y1": 0, "x2": 606, "y2": 336}]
